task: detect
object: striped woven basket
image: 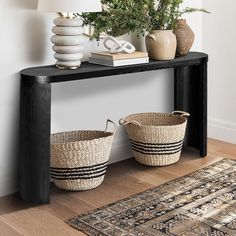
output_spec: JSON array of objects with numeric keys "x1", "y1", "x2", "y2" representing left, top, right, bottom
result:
[
  {"x1": 50, "y1": 120, "x2": 116, "y2": 191},
  {"x1": 120, "y1": 111, "x2": 189, "y2": 166}
]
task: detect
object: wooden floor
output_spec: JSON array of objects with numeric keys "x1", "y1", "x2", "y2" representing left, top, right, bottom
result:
[{"x1": 0, "y1": 138, "x2": 235, "y2": 235}]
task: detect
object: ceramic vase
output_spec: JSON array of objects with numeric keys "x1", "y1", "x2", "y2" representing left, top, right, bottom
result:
[
  {"x1": 173, "y1": 19, "x2": 195, "y2": 56},
  {"x1": 145, "y1": 30, "x2": 177, "y2": 60}
]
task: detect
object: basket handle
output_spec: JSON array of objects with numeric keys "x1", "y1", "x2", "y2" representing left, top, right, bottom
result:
[
  {"x1": 119, "y1": 118, "x2": 141, "y2": 127},
  {"x1": 172, "y1": 111, "x2": 190, "y2": 117},
  {"x1": 105, "y1": 119, "x2": 117, "y2": 133}
]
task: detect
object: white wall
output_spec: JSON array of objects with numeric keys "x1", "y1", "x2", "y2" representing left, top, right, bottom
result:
[
  {"x1": 0, "y1": 0, "x2": 202, "y2": 197},
  {"x1": 203, "y1": 0, "x2": 236, "y2": 144},
  {"x1": 0, "y1": 1, "x2": 55, "y2": 196}
]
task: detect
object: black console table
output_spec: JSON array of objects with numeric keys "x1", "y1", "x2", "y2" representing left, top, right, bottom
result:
[{"x1": 20, "y1": 52, "x2": 208, "y2": 204}]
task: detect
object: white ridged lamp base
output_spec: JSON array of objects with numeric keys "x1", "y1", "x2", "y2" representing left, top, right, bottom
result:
[{"x1": 52, "y1": 17, "x2": 84, "y2": 69}]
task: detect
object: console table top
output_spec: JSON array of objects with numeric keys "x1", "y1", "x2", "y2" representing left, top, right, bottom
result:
[{"x1": 21, "y1": 52, "x2": 208, "y2": 83}]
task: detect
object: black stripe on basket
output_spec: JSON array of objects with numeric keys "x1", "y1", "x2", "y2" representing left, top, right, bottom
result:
[
  {"x1": 130, "y1": 139, "x2": 184, "y2": 153},
  {"x1": 130, "y1": 139, "x2": 184, "y2": 147},
  {"x1": 51, "y1": 166, "x2": 107, "y2": 176},
  {"x1": 132, "y1": 146, "x2": 183, "y2": 155},
  {"x1": 131, "y1": 142, "x2": 183, "y2": 151},
  {"x1": 50, "y1": 161, "x2": 108, "y2": 172},
  {"x1": 50, "y1": 164, "x2": 107, "y2": 175},
  {"x1": 51, "y1": 171, "x2": 107, "y2": 180}
]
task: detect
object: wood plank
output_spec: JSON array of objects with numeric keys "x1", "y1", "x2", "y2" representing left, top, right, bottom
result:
[
  {"x1": 0, "y1": 220, "x2": 22, "y2": 236},
  {"x1": 38, "y1": 199, "x2": 78, "y2": 221},
  {"x1": 50, "y1": 191, "x2": 95, "y2": 216},
  {"x1": 208, "y1": 138, "x2": 236, "y2": 158},
  {"x1": 0, "y1": 208, "x2": 80, "y2": 236},
  {"x1": 0, "y1": 194, "x2": 34, "y2": 215}
]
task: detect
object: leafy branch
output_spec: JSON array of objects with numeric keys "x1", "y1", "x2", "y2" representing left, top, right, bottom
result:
[{"x1": 78, "y1": 0, "x2": 210, "y2": 39}]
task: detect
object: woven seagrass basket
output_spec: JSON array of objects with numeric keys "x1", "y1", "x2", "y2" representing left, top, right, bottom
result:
[
  {"x1": 120, "y1": 111, "x2": 189, "y2": 166},
  {"x1": 50, "y1": 120, "x2": 116, "y2": 191}
]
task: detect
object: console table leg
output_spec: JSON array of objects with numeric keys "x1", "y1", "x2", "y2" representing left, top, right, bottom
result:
[
  {"x1": 174, "y1": 63, "x2": 207, "y2": 157},
  {"x1": 20, "y1": 78, "x2": 51, "y2": 204}
]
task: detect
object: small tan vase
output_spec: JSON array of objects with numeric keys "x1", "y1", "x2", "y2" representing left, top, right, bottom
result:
[
  {"x1": 145, "y1": 30, "x2": 177, "y2": 60},
  {"x1": 173, "y1": 19, "x2": 195, "y2": 56}
]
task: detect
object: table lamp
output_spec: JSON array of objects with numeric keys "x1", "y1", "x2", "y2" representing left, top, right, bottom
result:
[{"x1": 37, "y1": 0, "x2": 102, "y2": 69}]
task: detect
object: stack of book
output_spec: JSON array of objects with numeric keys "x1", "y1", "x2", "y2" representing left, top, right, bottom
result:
[{"x1": 89, "y1": 51, "x2": 149, "y2": 67}]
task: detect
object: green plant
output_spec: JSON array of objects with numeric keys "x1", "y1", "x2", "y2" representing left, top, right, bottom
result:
[
  {"x1": 149, "y1": 0, "x2": 209, "y2": 30},
  {"x1": 76, "y1": 0, "x2": 154, "y2": 40},
  {"x1": 78, "y1": 0, "x2": 209, "y2": 39}
]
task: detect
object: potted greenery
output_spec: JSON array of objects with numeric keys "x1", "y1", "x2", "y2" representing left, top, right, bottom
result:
[
  {"x1": 146, "y1": 0, "x2": 209, "y2": 60},
  {"x1": 79, "y1": 0, "x2": 209, "y2": 60}
]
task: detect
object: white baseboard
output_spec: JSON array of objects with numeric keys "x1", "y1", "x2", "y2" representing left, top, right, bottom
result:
[{"x1": 208, "y1": 118, "x2": 236, "y2": 144}]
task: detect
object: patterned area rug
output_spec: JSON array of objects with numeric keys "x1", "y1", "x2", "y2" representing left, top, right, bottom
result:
[{"x1": 68, "y1": 159, "x2": 236, "y2": 236}]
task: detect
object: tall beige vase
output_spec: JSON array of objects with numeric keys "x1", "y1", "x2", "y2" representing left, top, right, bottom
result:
[
  {"x1": 145, "y1": 30, "x2": 177, "y2": 60},
  {"x1": 173, "y1": 19, "x2": 195, "y2": 56}
]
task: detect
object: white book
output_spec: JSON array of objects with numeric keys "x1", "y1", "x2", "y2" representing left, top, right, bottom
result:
[
  {"x1": 89, "y1": 57, "x2": 149, "y2": 67},
  {"x1": 91, "y1": 51, "x2": 148, "y2": 61}
]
